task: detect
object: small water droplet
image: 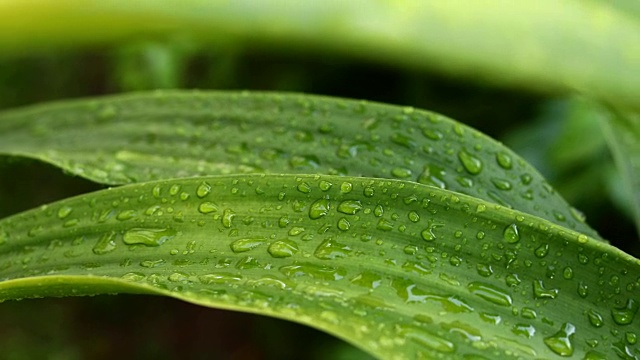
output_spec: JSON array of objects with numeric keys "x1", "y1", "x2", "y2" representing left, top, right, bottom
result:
[
  {"x1": 337, "y1": 218, "x2": 351, "y2": 231},
  {"x1": 476, "y1": 264, "x2": 493, "y2": 277},
  {"x1": 116, "y1": 210, "x2": 137, "y2": 221},
  {"x1": 503, "y1": 224, "x2": 520, "y2": 243},
  {"x1": 491, "y1": 178, "x2": 512, "y2": 191},
  {"x1": 198, "y1": 202, "x2": 218, "y2": 214},
  {"x1": 309, "y1": 199, "x2": 330, "y2": 219},
  {"x1": 468, "y1": 281, "x2": 512, "y2": 306},
  {"x1": 363, "y1": 187, "x2": 375, "y2": 197},
  {"x1": 587, "y1": 309, "x2": 604, "y2": 328},
  {"x1": 496, "y1": 152, "x2": 513, "y2": 169},
  {"x1": 196, "y1": 181, "x2": 212, "y2": 198},
  {"x1": 340, "y1": 182, "x2": 353, "y2": 193},
  {"x1": 543, "y1": 323, "x2": 575, "y2": 356},
  {"x1": 222, "y1": 208, "x2": 236, "y2": 228},
  {"x1": 0, "y1": 231, "x2": 9, "y2": 245},
  {"x1": 391, "y1": 167, "x2": 412, "y2": 178},
  {"x1": 319, "y1": 180, "x2": 333, "y2": 191},
  {"x1": 267, "y1": 240, "x2": 299, "y2": 258},
  {"x1": 230, "y1": 238, "x2": 267, "y2": 253},
  {"x1": 123, "y1": 228, "x2": 176, "y2": 246},
  {"x1": 337, "y1": 200, "x2": 362, "y2": 215},
  {"x1": 408, "y1": 211, "x2": 420, "y2": 222},
  {"x1": 57, "y1": 206, "x2": 73, "y2": 219},
  {"x1": 458, "y1": 149, "x2": 483, "y2": 175},
  {"x1": 534, "y1": 244, "x2": 549, "y2": 258},
  {"x1": 422, "y1": 128, "x2": 443, "y2": 141}
]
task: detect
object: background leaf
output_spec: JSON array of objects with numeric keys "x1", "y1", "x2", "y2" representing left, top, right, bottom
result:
[
  {"x1": 0, "y1": 1, "x2": 639, "y2": 109},
  {"x1": 0, "y1": 91, "x2": 600, "y2": 239},
  {"x1": 1, "y1": 174, "x2": 638, "y2": 359}
]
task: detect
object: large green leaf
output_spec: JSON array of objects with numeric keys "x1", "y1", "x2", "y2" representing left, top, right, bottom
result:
[
  {"x1": 0, "y1": 91, "x2": 600, "y2": 239},
  {"x1": 0, "y1": 1, "x2": 639, "y2": 109},
  {"x1": 0, "y1": 174, "x2": 638, "y2": 359}
]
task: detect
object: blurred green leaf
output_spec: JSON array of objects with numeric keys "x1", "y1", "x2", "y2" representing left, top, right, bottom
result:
[{"x1": 0, "y1": 1, "x2": 639, "y2": 108}]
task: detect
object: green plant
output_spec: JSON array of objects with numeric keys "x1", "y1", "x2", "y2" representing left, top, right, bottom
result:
[{"x1": 0, "y1": 2, "x2": 638, "y2": 359}]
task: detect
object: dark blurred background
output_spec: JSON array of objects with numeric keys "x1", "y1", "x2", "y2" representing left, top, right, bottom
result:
[{"x1": 0, "y1": 38, "x2": 637, "y2": 359}]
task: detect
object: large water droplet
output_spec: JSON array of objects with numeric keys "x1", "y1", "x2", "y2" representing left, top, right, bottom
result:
[
  {"x1": 196, "y1": 181, "x2": 212, "y2": 198},
  {"x1": 198, "y1": 202, "x2": 218, "y2": 214},
  {"x1": 533, "y1": 280, "x2": 558, "y2": 299},
  {"x1": 309, "y1": 199, "x2": 330, "y2": 219},
  {"x1": 337, "y1": 200, "x2": 362, "y2": 215},
  {"x1": 468, "y1": 281, "x2": 512, "y2": 306},
  {"x1": 543, "y1": 323, "x2": 575, "y2": 356},
  {"x1": 611, "y1": 299, "x2": 638, "y2": 325},
  {"x1": 314, "y1": 237, "x2": 352, "y2": 260},
  {"x1": 230, "y1": 238, "x2": 266, "y2": 253},
  {"x1": 267, "y1": 240, "x2": 299, "y2": 258},
  {"x1": 123, "y1": 228, "x2": 176, "y2": 247},
  {"x1": 458, "y1": 149, "x2": 483, "y2": 175}
]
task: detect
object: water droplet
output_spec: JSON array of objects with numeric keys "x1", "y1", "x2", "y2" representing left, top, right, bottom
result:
[
  {"x1": 503, "y1": 224, "x2": 520, "y2": 243},
  {"x1": 506, "y1": 274, "x2": 521, "y2": 287},
  {"x1": 57, "y1": 206, "x2": 73, "y2": 219},
  {"x1": 340, "y1": 182, "x2": 353, "y2": 193},
  {"x1": 168, "y1": 272, "x2": 190, "y2": 283},
  {"x1": 363, "y1": 187, "x2": 375, "y2": 197},
  {"x1": 92, "y1": 231, "x2": 117, "y2": 254},
  {"x1": 543, "y1": 323, "x2": 575, "y2": 356},
  {"x1": 458, "y1": 149, "x2": 483, "y2": 175},
  {"x1": 496, "y1": 152, "x2": 513, "y2": 169},
  {"x1": 587, "y1": 309, "x2": 604, "y2": 328},
  {"x1": 309, "y1": 199, "x2": 330, "y2": 219},
  {"x1": 123, "y1": 228, "x2": 176, "y2": 247},
  {"x1": 116, "y1": 210, "x2": 137, "y2": 221},
  {"x1": 196, "y1": 181, "x2": 212, "y2": 198},
  {"x1": 319, "y1": 180, "x2": 333, "y2": 191},
  {"x1": 417, "y1": 164, "x2": 447, "y2": 189},
  {"x1": 230, "y1": 238, "x2": 266, "y2": 253},
  {"x1": 377, "y1": 218, "x2": 394, "y2": 231},
  {"x1": 563, "y1": 266, "x2": 574, "y2": 279},
  {"x1": 511, "y1": 324, "x2": 536, "y2": 338},
  {"x1": 0, "y1": 231, "x2": 9, "y2": 245},
  {"x1": 199, "y1": 272, "x2": 243, "y2": 284},
  {"x1": 350, "y1": 271, "x2": 382, "y2": 289},
  {"x1": 533, "y1": 280, "x2": 558, "y2": 299},
  {"x1": 267, "y1": 240, "x2": 299, "y2": 258},
  {"x1": 222, "y1": 208, "x2": 236, "y2": 228},
  {"x1": 288, "y1": 226, "x2": 305, "y2": 236},
  {"x1": 196, "y1": 201, "x2": 217, "y2": 214},
  {"x1": 611, "y1": 299, "x2": 638, "y2": 325},
  {"x1": 491, "y1": 178, "x2": 512, "y2": 191},
  {"x1": 476, "y1": 264, "x2": 493, "y2": 277},
  {"x1": 398, "y1": 325, "x2": 456, "y2": 353},
  {"x1": 337, "y1": 200, "x2": 362, "y2": 215},
  {"x1": 391, "y1": 167, "x2": 412, "y2": 178},
  {"x1": 280, "y1": 263, "x2": 345, "y2": 281},
  {"x1": 422, "y1": 128, "x2": 443, "y2": 141},
  {"x1": 408, "y1": 211, "x2": 420, "y2": 222},
  {"x1": 468, "y1": 281, "x2": 512, "y2": 306},
  {"x1": 297, "y1": 182, "x2": 312, "y2": 194},
  {"x1": 534, "y1": 244, "x2": 549, "y2": 258},
  {"x1": 314, "y1": 237, "x2": 352, "y2": 259},
  {"x1": 337, "y1": 218, "x2": 351, "y2": 231}
]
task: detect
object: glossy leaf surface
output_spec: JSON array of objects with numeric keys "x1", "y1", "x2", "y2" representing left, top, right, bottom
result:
[
  {"x1": 0, "y1": 91, "x2": 600, "y2": 239},
  {"x1": 0, "y1": 174, "x2": 638, "y2": 359}
]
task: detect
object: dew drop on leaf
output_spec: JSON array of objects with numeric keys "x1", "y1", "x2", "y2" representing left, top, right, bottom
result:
[
  {"x1": 198, "y1": 202, "x2": 218, "y2": 214},
  {"x1": 92, "y1": 231, "x2": 117, "y2": 255},
  {"x1": 123, "y1": 228, "x2": 176, "y2": 246},
  {"x1": 391, "y1": 167, "x2": 412, "y2": 178},
  {"x1": 496, "y1": 151, "x2": 513, "y2": 169},
  {"x1": 314, "y1": 237, "x2": 352, "y2": 260},
  {"x1": 467, "y1": 281, "x2": 512, "y2": 306},
  {"x1": 587, "y1": 309, "x2": 604, "y2": 328},
  {"x1": 337, "y1": 200, "x2": 362, "y2": 215},
  {"x1": 222, "y1": 208, "x2": 236, "y2": 228},
  {"x1": 611, "y1": 299, "x2": 639, "y2": 325},
  {"x1": 230, "y1": 238, "x2": 266, "y2": 253},
  {"x1": 309, "y1": 199, "x2": 330, "y2": 219},
  {"x1": 297, "y1": 182, "x2": 312, "y2": 194},
  {"x1": 533, "y1": 279, "x2": 559, "y2": 299},
  {"x1": 543, "y1": 323, "x2": 575, "y2": 356},
  {"x1": 57, "y1": 206, "x2": 73, "y2": 219},
  {"x1": 196, "y1": 181, "x2": 212, "y2": 198},
  {"x1": 503, "y1": 224, "x2": 520, "y2": 243},
  {"x1": 267, "y1": 240, "x2": 299, "y2": 258},
  {"x1": 458, "y1": 149, "x2": 483, "y2": 175}
]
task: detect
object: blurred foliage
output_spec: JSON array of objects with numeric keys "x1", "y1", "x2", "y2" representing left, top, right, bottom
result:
[{"x1": 0, "y1": 34, "x2": 637, "y2": 358}]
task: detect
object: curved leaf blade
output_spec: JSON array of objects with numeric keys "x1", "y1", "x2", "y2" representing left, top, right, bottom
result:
[
  {"x1": 0, "y1": 174, "x2": 637, "y2": 359},
  {"x1": 0, "y1": 1, "x2": 639, "y2": 108},
  {"x1": 0, "y1": 91, "x2": 600, "y2": 239}
]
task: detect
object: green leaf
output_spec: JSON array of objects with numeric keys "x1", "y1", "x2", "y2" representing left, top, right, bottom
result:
[
  {"x1": 0, "y1": 1, "x2": 639, "y2": 109},
  {"x1": 600, "y1": 105, "x2": 640, "y2": 236},
  {"x1": 0, "y1": 174, "x2": 637, "y2": 359},
  {"x1": 0, "y1": 91, "x2": 600, "y2": 239}
]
